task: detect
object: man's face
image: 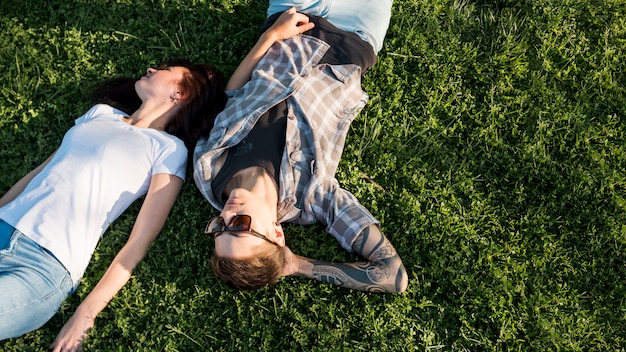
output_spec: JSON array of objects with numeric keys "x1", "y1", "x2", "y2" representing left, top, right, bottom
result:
[{"x1": 214, "y1": 188, "x2": 284, "y2": 259}]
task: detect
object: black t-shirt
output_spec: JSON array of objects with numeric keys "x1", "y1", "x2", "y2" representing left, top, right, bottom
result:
[
  {"x1": 212, "y1": 13, "x2": 376, "y2": 201},
  {"x1": 211, "y1": 101, "x2": 287, "y2": 202}
]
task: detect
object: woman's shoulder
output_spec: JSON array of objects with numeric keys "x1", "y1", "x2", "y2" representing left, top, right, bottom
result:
[
  {"x1": 93, "y1": 103, "x2": 131, "y2": 118},
  {"x1": 76, "y1": 104, "x2": 127, "y2": 124}
]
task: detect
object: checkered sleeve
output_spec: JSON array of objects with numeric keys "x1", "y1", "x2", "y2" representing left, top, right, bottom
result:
[{"x1": 308, "y1": 177, "x2": 379, "y2": 252}]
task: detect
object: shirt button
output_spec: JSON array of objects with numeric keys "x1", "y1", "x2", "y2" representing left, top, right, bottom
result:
[{"x1": 288, "y1": 115, "x2": 295, "y2": 120}]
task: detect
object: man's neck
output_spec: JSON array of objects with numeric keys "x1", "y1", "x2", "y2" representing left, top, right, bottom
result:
[{"x1": 225, "y1": 166, "x2": 279, "y2": 205}]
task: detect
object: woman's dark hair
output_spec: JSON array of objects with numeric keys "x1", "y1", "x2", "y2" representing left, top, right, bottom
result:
[{"x1": 89, "y1": 59, "x2": 227, "y2": 154}]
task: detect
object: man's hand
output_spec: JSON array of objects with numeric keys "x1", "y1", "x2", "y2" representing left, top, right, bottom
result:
[
  {"x1": 266, "y1": 7, "x2": 315, "y2": 42},
  {"x1": 225, "y1": 7, "x2": 315, "y2": 91},
  {"x1": 50, "y1": 311, "x2": 95, "y2": 352}
]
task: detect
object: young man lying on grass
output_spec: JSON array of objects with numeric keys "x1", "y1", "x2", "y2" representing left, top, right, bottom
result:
[{"x1": 194, "y1": 0, "x2": 408, "y2": 292}]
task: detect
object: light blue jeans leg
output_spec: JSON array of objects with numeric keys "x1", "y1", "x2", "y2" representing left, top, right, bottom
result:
[
  {"x1": 267, "y1": 0, "x2": 393, "y2": 54},
  {"x1": 0, "y1": 224, "x2": 74, "y2": 340}
]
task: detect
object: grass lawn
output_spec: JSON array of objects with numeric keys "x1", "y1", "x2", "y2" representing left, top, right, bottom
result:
[{"x1": 1, "y1": 0, "x2": 625, "y2": 350}]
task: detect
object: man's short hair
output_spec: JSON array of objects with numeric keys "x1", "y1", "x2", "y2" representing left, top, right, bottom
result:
[{"x1": 210, "y1": 244, "x2": 285, "y2": 290}]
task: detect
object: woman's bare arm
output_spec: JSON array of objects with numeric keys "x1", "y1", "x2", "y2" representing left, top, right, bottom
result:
[
  {"x1": 0, "y1": 150, "x2": 57, "y2": 207},
  {"x1": 50, "y1": 173, "x2": 184, "y2": 352}
]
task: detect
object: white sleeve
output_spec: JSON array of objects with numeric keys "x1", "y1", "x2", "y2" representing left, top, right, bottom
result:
[
  {"x1": 74, "y1": 104, "x2": 102, "y2": 125},
  {"x1": 152, "y1": 139, "x2": 188, "y2": 180}
]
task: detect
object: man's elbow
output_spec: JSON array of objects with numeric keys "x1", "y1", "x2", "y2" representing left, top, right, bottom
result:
[
  {"x1": 393, "y1": 262, "x2": 408, "y2": 293},
  {"x1": 380, "y1": 260, "x2": 408, "y2": 293}
]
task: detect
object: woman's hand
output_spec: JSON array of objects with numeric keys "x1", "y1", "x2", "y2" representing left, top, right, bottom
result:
[
  {"x1": 266, "y1": 7, "x2": 315, "y2": 42},
  {"x1": 50, "y1": 311, "x2": 94, "y2": 352}
]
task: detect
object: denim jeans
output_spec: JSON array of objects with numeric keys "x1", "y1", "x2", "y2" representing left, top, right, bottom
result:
[
  {"x1": 0, "y1": 220, "x2": 74, "y2": 339},
  {"x1": 267, "y1": 0, "x2": 393, "y2": 54}
]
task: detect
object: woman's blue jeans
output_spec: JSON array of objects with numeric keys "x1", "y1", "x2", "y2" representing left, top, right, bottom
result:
[
  {"x1": 267, "y1": 0, "x2": 393, "y2": 54},
  {"x1": 0, "y1": 220, "x2": 74, "y2": 340}
]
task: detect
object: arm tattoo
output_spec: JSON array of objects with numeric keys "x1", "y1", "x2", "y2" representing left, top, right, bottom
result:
[
  {"x1": 311, "y1": 263, "x2": 390, "y2": 292},
  {"x1": 353, "y1": 227, "x2": 398, "y2": 261},
  {"x1": 309, "y1": 226, "x2": 405, "y2": 292}
]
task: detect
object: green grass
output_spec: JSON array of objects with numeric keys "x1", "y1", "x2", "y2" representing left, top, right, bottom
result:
[{"x1": 1, "y1": 0, "x2": 625, "y2": 350}]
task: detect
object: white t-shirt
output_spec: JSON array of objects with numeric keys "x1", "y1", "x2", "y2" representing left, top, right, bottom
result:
[{"x1": 0, "y1": 104, "x2": 187, "y2": 284}]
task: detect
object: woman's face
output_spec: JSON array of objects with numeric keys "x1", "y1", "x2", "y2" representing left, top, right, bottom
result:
[{"x1": 135, "y1": 65, "x2": 189, "y2": 103}]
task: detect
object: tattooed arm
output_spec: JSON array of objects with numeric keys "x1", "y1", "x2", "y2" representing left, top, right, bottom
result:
[{"x1": 282, "y1": 225, "x2": 408, "y2": 293}]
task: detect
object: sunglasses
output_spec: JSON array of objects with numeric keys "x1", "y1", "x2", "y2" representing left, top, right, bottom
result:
[{"x1": 204, "y1": 215, "x2": 278, "y2": 246}]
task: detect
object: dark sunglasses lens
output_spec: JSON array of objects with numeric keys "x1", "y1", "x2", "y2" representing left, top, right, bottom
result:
[
  {"x1": 229, "y1": 215, "x2": 251, "y2": 231},
  {"x1": 206, "y1": 217, "x2": 222, "y2": 233}
]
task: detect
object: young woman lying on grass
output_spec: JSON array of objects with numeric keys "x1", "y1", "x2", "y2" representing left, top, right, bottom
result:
[{"x1": 0, "y1": 59, "x2": 226, "y2": 351}]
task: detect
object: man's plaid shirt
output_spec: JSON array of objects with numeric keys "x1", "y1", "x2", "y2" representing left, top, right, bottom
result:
[{"x1": 193, "y1": 34, "x2": 378, "y2": 252}]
